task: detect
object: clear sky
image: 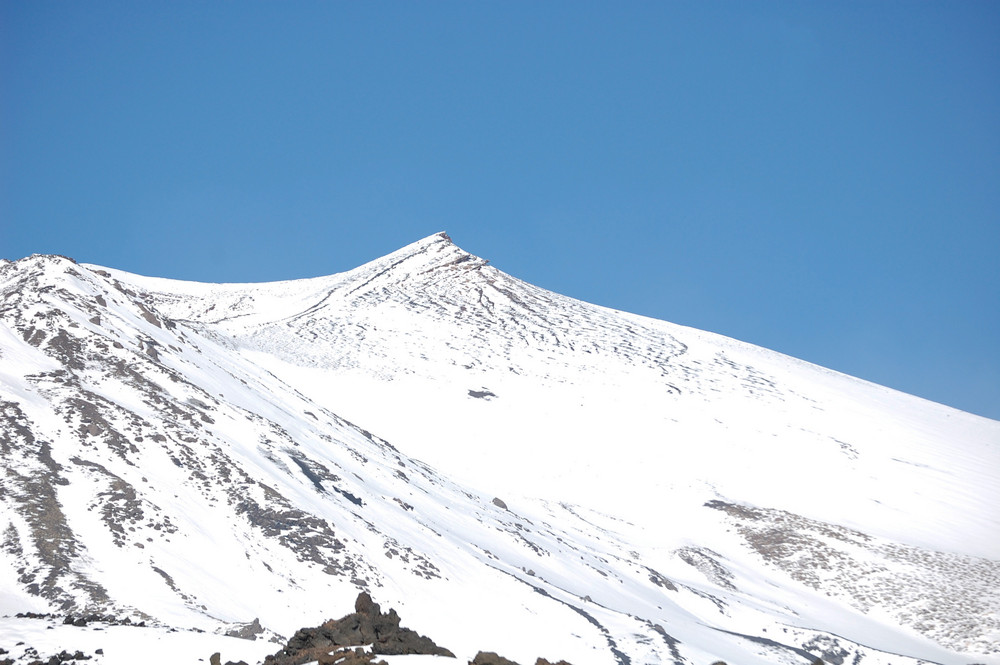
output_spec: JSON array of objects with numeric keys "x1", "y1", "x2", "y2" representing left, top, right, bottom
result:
[{"x1": 2, "y1": 2, "x2": 998, "y2": 420}]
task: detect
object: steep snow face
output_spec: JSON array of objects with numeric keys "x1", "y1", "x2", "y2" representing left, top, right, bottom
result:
[{"x1": 1, "y1": 235, "x2": 998, "y2": 665}]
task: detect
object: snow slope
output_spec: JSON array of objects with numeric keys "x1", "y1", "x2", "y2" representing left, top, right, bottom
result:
[{"x1": 1, "y1": 233, "x2": 998, "y2": 665}]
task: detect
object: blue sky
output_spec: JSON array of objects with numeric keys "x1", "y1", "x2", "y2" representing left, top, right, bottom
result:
[{"x1": 2, "y1": 2, "x2": 998, "y2": 420}]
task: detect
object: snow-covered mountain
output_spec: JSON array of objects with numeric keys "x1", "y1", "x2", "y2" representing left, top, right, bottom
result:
[{"x1": 1, "y1": 232, "x2": 998, "y2": 665}]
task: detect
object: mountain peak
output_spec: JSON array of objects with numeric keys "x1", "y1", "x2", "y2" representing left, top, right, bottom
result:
[
  {"x1": 395, "y1": 230, "x2": 459, "y2": 256},
  {"x1": 365, "y1": 231, "x2": 488, "y2": 280}
]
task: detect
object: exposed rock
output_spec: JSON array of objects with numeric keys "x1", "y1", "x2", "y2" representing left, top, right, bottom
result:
[
  {"x1": 208, "y1": 654, "x2": 250, "y2": 665},
  {"x1": 22, "y1": 650, "x2": 91, "y2": 665},
  {"x1": 316, "y1": 648, "x2": 386, "y2": 665},
  {"x1": 225, "y1": 617, "x2": 265, "y2": 641},
  {"x1": 469, "y1": 653, "x2": 574, "y2": 665},
  {"x1": 61, "y1": 613, "x2": 145, "y2": 628},
  {"x1": 355, "y1": 591, "x2": 377, "y2": 614},
  {"x1": 257, "y1": 592, "x2": 578, "y2": 665},
  {"x1": 471, "y1": 652, "x2": 519, "y2": 665},
  {"x1": 263, "y1": 592, "x2": 454, "y2": 665}
]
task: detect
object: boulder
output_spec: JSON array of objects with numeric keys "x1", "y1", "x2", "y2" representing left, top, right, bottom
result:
[
  {"x1": 263, "y1": 593, "x2": 454, "y2": 665},
  {"x1": 471, "y1": 652, "x2": 519, "y2": 665},
  {"x1": 469, "y1": 653, "x2": 574, "y2": 665}
]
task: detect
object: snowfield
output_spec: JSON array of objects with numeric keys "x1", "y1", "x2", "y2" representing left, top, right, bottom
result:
[{"x1": 1, "y1": 233, "x2": 997, "y2": 665}]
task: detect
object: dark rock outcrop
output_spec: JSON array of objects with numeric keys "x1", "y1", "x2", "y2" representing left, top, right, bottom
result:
[
  {"x1": 470, "y1": 653, "x2": 574, "y2": 665},
  {"x1": 263, "y1": 592, "x2": 454, "y2": 665},
  {"x1": 23, "y1": 650, "x2": 91, "y2": 665},
  {"x1": 225, "y1": 617, "x2": 266, "y2": 641},
  {"x1": 471, "y1": 652, "x2": 519, "y2": 665}
]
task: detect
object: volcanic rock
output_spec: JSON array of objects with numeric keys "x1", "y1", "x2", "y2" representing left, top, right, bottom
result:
[{"x1": 263, "y1": 593, "x2": 454, "y2": 665}]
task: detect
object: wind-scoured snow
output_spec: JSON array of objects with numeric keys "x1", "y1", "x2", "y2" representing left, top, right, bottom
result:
[{"x1": 1, "y1": 233, "x2": 998, "y2": 665}]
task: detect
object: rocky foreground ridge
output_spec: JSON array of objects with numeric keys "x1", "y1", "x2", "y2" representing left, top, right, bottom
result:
[
  {"x1": 259, "y1": 592, "x2": 454, "y2": 664},
  {"x1": 210, "y1": 593, "x2": 570, "y2": 665}
]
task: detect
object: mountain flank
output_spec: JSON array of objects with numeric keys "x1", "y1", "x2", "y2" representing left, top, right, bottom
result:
[{"x1": 1, "y1": 236, "x2": 998, "y2": 665}]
